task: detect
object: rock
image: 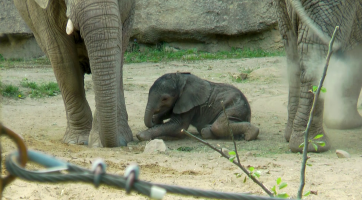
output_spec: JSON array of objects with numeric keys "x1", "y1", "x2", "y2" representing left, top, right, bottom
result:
[
  {"x1": 143, "y1": 139, "x2": 167, "y2": 154},
  {"x1": 221, "y1": 148, "x2": 230, "y2": 155},
  {"x1": 0, "y1": 0, "x2": 31, "y2": 34},
  {"x1": 336, "y1": 150, "x2": 351, "y2": 158},
  {"x1": 231, "y1": 73, "x2": 248, "y2": 81},
  {"x1": 1, "y1": 0, "x2": 282, "y2": 59},
  {"x1": 245, "y1": 151, "x2": 253, "y2": 157},
  {"x1": 164, "y1": 46, "x2": 179, "y2": 52},
  {"x1": 132, "y1": 0, "x2": 281, "y2": 52},
  {"x1": 0, "y1": 0, "x2": 44, "y2": 59}
]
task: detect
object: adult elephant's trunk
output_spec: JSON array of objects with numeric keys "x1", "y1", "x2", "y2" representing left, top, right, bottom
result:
[{"x1": 80, "y1": 0, "x2": 132, "y2": 147}]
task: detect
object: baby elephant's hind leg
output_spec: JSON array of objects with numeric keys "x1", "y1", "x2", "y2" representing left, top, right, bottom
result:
[
  {"x1": 200, "y1": 125, "x2": 217, "y2": 139},
  {"x1": 210, "y1": 115, "x2": 259, "y2": 141}
]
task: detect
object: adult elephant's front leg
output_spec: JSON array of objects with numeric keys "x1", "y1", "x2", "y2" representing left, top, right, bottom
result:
[
  {"x1": 137, "y1": 115, "x2": 191, "y2": 141},
  {"x1": 18, "y1": 0, "x2": 92, "y2": 145},
  {"x1": 284, "y1": 39, "x2": 300, "y2": 142},
  {"x1": 80, "y1": 0, "x2": 134, "y2": 147},
  {"x1": 273, "y1": 0, "x2": 300, "y2": 142},
  {"x1": 289, "y1": 36, "x2": 331, "y2": 153}
]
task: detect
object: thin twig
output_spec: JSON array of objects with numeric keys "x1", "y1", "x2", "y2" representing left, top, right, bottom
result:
[
  {"x1": 297, "y1": 26, "x2": 339, "y2": 199},
  {"x1": 220, "y1": 101, "x2": 241, "y2": 165},
  {"x1": 182, "y1": 129, "x2": 274, "y2": 197}
]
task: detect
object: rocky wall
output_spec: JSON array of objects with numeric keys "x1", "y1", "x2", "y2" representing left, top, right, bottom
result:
[{"x1": 0, "y1": 0, "x2": 282, "y2": 59}]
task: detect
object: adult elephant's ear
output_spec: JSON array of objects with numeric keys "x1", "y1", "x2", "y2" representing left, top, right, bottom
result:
[
  {"x1": 34, "y1": 0, "x2": 50, "y2": 9},
  {"x1": 173, "y1": 74, "x2": 211, "y2": 114}
]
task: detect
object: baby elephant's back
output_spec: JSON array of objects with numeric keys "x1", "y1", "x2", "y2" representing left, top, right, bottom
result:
[
  {"x1": 209, "y1": 82, "x2": 251, "y2": 122},
  {"x1": 190, "y1": 81, "x2": 252, "y2": 131}
]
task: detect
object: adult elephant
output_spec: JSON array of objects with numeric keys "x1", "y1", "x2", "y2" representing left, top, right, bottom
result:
[
  {"x1": 13, "y1": 0, "x2": 135, "y2": 147},
  {"x1": 274, "y1": 0, "x2": 362, "y2": 153}
]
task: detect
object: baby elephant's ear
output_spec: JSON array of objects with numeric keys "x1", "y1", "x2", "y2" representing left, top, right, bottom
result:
[{"x1": 173, "y1": 74, "x2": 211, "y2": 114}]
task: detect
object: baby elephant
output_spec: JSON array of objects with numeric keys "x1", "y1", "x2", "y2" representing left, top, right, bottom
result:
[{"x1": 137, "y1": 72, "x2": 259, "y2": 141}]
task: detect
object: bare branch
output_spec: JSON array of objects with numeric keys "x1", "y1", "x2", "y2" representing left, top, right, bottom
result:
[
  {"x1": 297, "y1": 26, "x2": 339, "y2": 199},
  {"x1": 182, "y1": 129, "x2": 274, "y2": 197},
  {"x1": 220, "y1": 101, "x2": 241, "y2": 166}
]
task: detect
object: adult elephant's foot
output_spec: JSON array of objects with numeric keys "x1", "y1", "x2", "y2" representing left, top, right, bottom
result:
[
  {"x1": 62, "y1": 127, "x2": 90, "y2": 145},
  {"x1": 288, "y1": 129, "x2": 331, "y2": 153},
  {"x1": 136, "y1": 130, "x2": 153, "y2": 141},
  {"x1": 88, "y1": 129, "x2": 103, "y2": 148},
  {"x1": 88, "y1": 110, "x2": 103, "y2": 148}
]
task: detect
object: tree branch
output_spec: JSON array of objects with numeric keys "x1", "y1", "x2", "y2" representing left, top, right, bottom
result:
[
  {"x1": 182, "y1": 129, "x2": 274, "y2": 197},
  {"x1": 297, "y1": 25, "x2": 339, "y2": 199},
  {"x1": 220, "y1": 101, "x2": 241, "y2": 166}
]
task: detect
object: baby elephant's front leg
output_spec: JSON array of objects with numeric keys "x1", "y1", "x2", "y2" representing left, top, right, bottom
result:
[{"x1": 137, "y1": 114, "x2": 191, "y2": 141}]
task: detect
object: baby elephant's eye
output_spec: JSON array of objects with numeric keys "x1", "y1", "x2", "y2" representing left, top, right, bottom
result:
[{"x1": 162, "y1": 97, "x2": 168, "y2": 102}]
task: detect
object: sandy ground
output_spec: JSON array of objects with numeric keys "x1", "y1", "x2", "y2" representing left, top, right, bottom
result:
[{"x1": 1, "y1": 57, "x2": 362, "y2": 200}]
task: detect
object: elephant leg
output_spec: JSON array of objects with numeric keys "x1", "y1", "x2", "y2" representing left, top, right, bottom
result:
[
  {"x1": 285, "y1": 45, "x2": 300, "y2": 142},
  {"x1": 200, "y1": 125, "x2": 217, "y2": 139},
  {"x1": 89, "y1": 0, "x2": 136, "y2": 147},
  {"x1": 324, "y1": 54, "x2": 362, "y2": 129},
  {"x1": 88, "y1": 110, "x2": 102, "y2": 148},
  {"x1": 81, "y1": 0, "x2": 134, "y2": 147},
  {"x1": 288, "y1": 33, "x2": 331, "y2": 153},
  {"x1": 115, "y1": 0, "x2": 136, "y2": 141},
  {"x1": 19, "y1": 0, "x2": 93, "y2": 145},
  {"x1": 201, "y1": 113, "x2": 259, "y2": 141},
  {"x1": 273, "y1": 0, "x2": 300, "y2": 142},
  {"x1": 137, "y1": 114, "x2": 191, "y2": 141}
]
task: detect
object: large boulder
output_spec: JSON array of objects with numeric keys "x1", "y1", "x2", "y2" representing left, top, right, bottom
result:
[
  {"x1": 0, "y1": 0, "x2": 43, "y2": 59},
  {"x1": 0, "y1": 0, "x2": 31, "y2": 34},
  {"x1": 131, "y1": 0, "x2": 282, "y2": 52},
  {"x1": 0, "y1": 0, "x2": 282, "y2": 59}
]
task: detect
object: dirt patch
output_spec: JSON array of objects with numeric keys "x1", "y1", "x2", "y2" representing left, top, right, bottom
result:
[{"x1": 1, "y1": 57, "x2": 362, "y2": 200}]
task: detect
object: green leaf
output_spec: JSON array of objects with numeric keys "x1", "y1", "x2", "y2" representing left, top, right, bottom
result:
[
  {"x1": 271, "y1": 185, "x2": 277, "y2": 195},
  {"x1": 321, "y1": 87, "x2": 327, "y2": 93},
  {"x1": 249, "y1": 167, "x2": 255, "y2": 172},
  {"x1": 228, "y1": 151, "x2": 236, "y2": 155},
  {"x1": 277, "y1": 193, "x2": 290, "y2": 198},
  {"x1": 304, "y1": 191, "x2": 311, "y2": 197},
  {"x1": 313, "y1": 134, "x2": 324, "y2": 139},
  {"x1": 243, "y1": 176, "x2": 247, "y2": 183},
  {"x1": 315, "y1": 141, "x2": 326, "y2": 147},
  {"x1": 254, "y1": 171, "x2": 261, "y2": 178},
  {"x1": 229, "y1": 156, "x2": 235, "y2": 163},
  {"x1": 299, "y1": 143, "x2": 304, "y2": 148},
  {"x1": 279, "y1": 182, "x2": 288, "y2": 190},
  {"x1": 307, "y1": 163, "x2": 312, "y2": 166},
  {"x1": 276, "y1": 177, "x2": 281, "y2": 185},
  {"x1": 312, "y1": 86, "x2": 318, "y2": 92},
  {"x1": 312, "y1": 143, "x2": 318, "y2": 151}
]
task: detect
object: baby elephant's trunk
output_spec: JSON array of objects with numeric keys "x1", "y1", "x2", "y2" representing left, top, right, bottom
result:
[{"x1": 144, "y1": 106, "x2": 154, "y2": 128}]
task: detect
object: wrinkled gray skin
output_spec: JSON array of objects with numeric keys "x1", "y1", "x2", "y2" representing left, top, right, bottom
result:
[
  {"x1": 137, "y1": 73, "x2": 259, "y2": 141},
  {"x1": 13, "y1": 0, "x2": 135, "y2": 147},
  {"x1": 274, "y1": 0, "x2": 362, "y2": 152}
]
